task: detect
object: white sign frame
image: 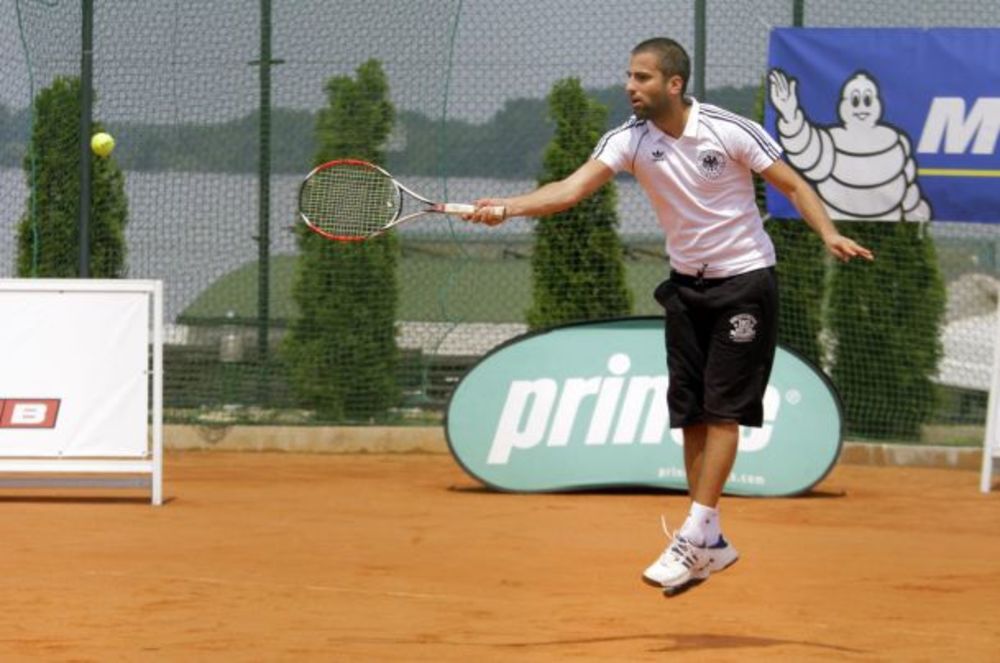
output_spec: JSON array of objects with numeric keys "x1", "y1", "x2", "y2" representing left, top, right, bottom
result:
[
  {"x1": 0, "y1": 279, "x2": 163, "y2": 505},
  {"x1": 982, "y1": 304, "x2": 1000, "y2": 494}
]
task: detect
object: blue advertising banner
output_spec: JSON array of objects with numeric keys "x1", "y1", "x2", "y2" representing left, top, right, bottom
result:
[{"x1": 765, "y1": 28, "x2": 1000, "y2": 223}]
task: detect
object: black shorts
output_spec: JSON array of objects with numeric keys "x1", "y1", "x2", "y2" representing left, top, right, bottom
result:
[{"x1": 654, "y1": 267, "x2": 778, "y2": 429}]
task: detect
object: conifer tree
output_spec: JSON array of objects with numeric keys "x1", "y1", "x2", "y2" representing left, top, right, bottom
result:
[
  {"x1": 18, "y1": 76, "x2": 127, "y2": 278},
  {"x1": 527, "y1": 78, "x2": 631, "y2": 328},
  {"x1": 284, "y1": 60, "x2": 399, "y2": 421}
]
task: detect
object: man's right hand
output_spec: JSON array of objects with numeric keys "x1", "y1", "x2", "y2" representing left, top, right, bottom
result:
[{"x1": 464, "y1": 199, "x2": 509, "y2": 226}]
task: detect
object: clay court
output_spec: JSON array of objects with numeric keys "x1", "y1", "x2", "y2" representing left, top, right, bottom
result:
[{"x1": 0, "y1": 451, "x2": 996, "y2": 661}]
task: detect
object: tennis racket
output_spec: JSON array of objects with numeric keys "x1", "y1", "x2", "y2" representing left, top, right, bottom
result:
[{"x1": 298, "y1": 159, "x2": 505, "y2": 242}]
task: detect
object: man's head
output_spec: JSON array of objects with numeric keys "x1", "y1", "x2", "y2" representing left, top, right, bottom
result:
[
  {"x1": 627, "y1": 38, "x2": 690, "y2": 120},
  {"x1": 631, "y1": 38, "x2": 690, "y2": 94}
]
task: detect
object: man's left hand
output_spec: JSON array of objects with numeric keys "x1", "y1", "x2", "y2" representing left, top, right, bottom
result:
[{"x1": 824, "y1": 233, "x2": 875, "y2": 262}]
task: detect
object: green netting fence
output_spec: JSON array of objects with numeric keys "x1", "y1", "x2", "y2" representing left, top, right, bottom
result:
[{"x1": 1, "y1": 0, "x2": 997, "y2": 442}]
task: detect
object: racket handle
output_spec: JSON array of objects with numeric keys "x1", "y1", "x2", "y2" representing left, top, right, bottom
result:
[
  {"x1": 440, "y1": 203, "x2": 475, "y2": 215},
  {"x1": 440, "y1": 203, "x2": 506, "y2": 221}
]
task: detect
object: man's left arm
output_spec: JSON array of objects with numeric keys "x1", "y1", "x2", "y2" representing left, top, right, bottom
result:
[{"x1": 761, "y1": 159, "x2": 874, "y2": 262}]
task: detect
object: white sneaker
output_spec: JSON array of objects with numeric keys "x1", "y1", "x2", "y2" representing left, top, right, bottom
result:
[
  {"x1": 641, "y1": 522, "x2": 711, "y2": 591},
  {"x1": 704, "y1": 535, "x2": 739, "y2": 573}
]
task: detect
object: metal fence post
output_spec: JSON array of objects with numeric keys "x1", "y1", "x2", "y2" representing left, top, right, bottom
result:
[
  {"x1": 256, "y1": 0, "x2": 274, "y2": 405},
  {"x1": 78, "y1": 0, "x2": 93, "y2": 278},
  {"x1": 694, "y1": 0, "x2": 706, "y2": 100}
]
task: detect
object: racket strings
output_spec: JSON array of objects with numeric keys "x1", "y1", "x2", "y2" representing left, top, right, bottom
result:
[{"x1": 300, "y1": 164, "x2": 400, "y2": 238}]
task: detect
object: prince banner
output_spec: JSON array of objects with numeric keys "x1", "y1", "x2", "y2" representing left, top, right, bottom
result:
[{"x1": 765, "y1": 28, "x2": 1000, "y2": 223}]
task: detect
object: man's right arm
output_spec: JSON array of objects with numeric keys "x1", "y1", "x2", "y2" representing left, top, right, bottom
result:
[{"x1": 466, "y1": 159, "x2": 616, "y2": 225}]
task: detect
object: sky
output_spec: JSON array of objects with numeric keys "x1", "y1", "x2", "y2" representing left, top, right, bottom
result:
[
  {"x1": 1, "y1": 0, "x2": 996, "y2": 125},
  {"x1": 4, "y1": 0, "x2": 771, "y2": 124}
]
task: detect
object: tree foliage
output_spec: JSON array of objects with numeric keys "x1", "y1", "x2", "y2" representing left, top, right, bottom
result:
[
  {"x1": 527, "y1": 78, "x2": 632, "y2": 329},
  {"x1": 829, "y1": 223, "x2": 945, "y2": 439},
  {"x1": 0, "y1": 86, "x2": 760, "y2": 177},
  {"x1": 754, "y1": 79, "x2": 825, "y2": 366},
  {"x1": 283, "y1": 60, "x2": 400, "y2": 421},
  {"x1": 753, "y1": 77, "x2": 945, "y2": 439},
  {"x1": 17, "y1": 76, "x2": 128, "y2": 278}
]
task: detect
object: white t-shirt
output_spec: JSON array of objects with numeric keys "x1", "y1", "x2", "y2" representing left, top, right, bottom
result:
[{"x1": 592, "y1": 98, "x2": 780, "y2": 277}]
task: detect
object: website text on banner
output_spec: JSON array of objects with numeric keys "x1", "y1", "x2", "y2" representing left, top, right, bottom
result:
[{"x1": 764, "y1": 28, "x2": 999, "y2": 224}]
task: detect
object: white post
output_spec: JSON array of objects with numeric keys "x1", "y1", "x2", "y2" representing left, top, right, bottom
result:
[
  {"x1": 151, "y1": 280, "x2": 164, "y2": 505},
  {"x1": 982, "y1": 305, "x2": 1000, "y2": 494}
]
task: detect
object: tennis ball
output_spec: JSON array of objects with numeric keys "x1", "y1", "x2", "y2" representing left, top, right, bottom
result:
[{"x1": 90, "y1": 132, "x2": 115, "y2": 158}]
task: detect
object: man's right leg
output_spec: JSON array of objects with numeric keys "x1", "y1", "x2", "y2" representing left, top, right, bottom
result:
[
  {"x1": 689, "y1": 422, "x2": 739, "y2": 510},
  {"x1": 643, "y1": 423, "x2": 735, "y2": 591},
  {"x1": 679, "y1": 423, "x2": 740, "y2": 576},
  {"x1": 644, "y1": 276, "x2": 723, "y2": 592},
  {"x1": 683, "y1": 423, "x2": 707, "y2": 496}
]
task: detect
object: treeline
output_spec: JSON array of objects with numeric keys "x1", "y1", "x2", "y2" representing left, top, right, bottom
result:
[
  {"x1": 0, "y1": 104, "x2": 30, "y2": 165},
  {"x1": 0, "y1": 85, "x2": 755, "y2": 179}
]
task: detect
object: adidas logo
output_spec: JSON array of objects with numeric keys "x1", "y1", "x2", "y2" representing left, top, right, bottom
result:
[{"x1": 651, "y1": 149, "x2": 666, "y2": 161}]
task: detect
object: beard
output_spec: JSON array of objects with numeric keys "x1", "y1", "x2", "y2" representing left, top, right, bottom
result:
[{"x1": 630, "y1": 95, "x2": 666, "y2": 120}]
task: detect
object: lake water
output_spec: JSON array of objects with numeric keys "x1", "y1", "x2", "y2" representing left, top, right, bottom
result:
[
  {"x1": 0, "y1": 168, "x2": 663, "y2": 322},
  {"x1": 2, "y1": 167, "x2": 994, "y2": 324}
]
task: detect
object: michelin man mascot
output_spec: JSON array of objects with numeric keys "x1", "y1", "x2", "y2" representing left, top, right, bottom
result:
[{"x1": 768, "y1": 69, "x2": 931, "y2": 221}]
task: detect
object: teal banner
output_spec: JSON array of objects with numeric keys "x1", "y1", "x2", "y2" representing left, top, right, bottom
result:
[{"x1": 446, "y1": 318, "x2": 843, "y2": 496}]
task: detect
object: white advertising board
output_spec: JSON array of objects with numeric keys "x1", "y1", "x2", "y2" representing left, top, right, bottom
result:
[
  {"x1": 0, "y1": 280, "x2": 162, "y2": 504},
  {"x1": 983, "y1": 306, "x2": 1000, "y2": 494}
]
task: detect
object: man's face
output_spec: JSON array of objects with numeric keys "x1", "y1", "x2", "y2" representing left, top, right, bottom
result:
[{"x1": 626, "y1": 51, "x2": 680, "y2": 120}]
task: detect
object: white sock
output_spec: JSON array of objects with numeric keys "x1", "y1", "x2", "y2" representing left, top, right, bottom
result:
[{"x1": 679, "y1": 501, "x2": 720, "y2": 547}]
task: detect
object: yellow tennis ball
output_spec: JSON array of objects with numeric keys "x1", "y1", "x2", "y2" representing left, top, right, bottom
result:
[{"x1": 90, "y1": 132, "x2": 115, "y2": 158}]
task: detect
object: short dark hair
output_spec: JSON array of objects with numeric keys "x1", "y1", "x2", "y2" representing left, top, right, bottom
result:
[{"x1": 631, "y1": 38, "x2": 690, "y2": 95}]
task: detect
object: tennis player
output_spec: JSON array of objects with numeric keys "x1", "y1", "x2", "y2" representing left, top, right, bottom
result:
[{"x1": 466, "y1": 37, "x2": 873, "y2": 594}]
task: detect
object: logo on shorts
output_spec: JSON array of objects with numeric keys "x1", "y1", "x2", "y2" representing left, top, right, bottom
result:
[
  {"x1": 698, "y1": 149, "x2": 727, "y2": 179},
  {"x1": 729, "y1": 313, "x2": 758, "y2": 343},
  {"x1": 651, "y1": 149, "x2": 666, "y2": 161}
]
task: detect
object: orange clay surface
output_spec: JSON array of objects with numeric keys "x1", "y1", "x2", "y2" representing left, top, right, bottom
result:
[{"x1": 0, "y1": 451, "x2": 997, "y2": 662}]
